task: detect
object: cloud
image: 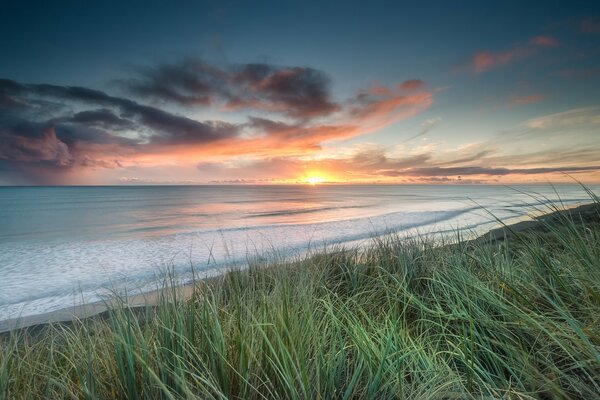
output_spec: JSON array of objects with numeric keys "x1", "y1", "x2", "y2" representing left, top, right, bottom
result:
[
  {"x1": 58, "y1": 109, "x2": 136, "y2": 130},
  {"x1": 529, "y1": 36, "x2": 560, "y2": 47},
  {"x1": 344, "y1": 144, "x2": 600, "y2": 179},
  {"x1": 481, "y1": 147, "x2": 600, "y2": 168},
  {"x1": 403, "y1": 117, "x2": 441, "y2": 142},
  {"x1": 397, "y1": 79, "x2": 424, "y2": 91},
  {"x1": 191, "y1": 104, "x2": 600, "y2": 183},
  {"x1": 472, "y1": 50, "x2": 523, "y2": 73},
  {"x1": 121, "y1": 59, "x2": 340, "y2": 119},
  {"x1": 0, "y1": 78, "x2": 243, "y2": 183},
  {"x1": 382, "y1": 165, "x2": 600, "y2": 177},
  {"x1": 198, "y1": 157, "x2": 303, "y2": 179},
  {"x1": 0, "y1": 123, "x2": 72, "y2": 166},
  {"x1": 0, "y1": 71, "x2": 433, "y2": 184},
  {"x1": 525, "y1": 107, "x2": 600, "y2": 129},
  {"x1": 0, "y1": 79, "x2": 239, "y2": 147},
  {"x1": 470, "y1": 35, "x2": 559, "y2": 73},
  {"x1": 194, "y1": 144, "x2": 600, "y2": 183},
  {"x1": 195, "y1": 151, "x2": 434, "y2": 182},
  {"x1": 508, "y1": 94, "x2": 545, "y2": 106},
  {"x1": 349, "y1": 85, "x2": 432, "y2": 130},
  {"x1": 229, "y1": 63, "x2": 340, "y2": 119},
  {"x1": 3, "y1": 65, "x2": 599, "y2": 185},
  {"x1": 434, "y1": 150, "x2": 493, "y2": 166},
  {"x1": 123, "y1": 59, "x2": 223, "y2": 106},
  {"x1": 223, "y1": 83, "x2": 433, "y2": 156}
]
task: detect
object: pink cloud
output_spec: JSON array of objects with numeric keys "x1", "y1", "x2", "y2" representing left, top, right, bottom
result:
[
  {"x1": 472, "y1": 51, "x2": 518, "y2": 73},
  {"x1": 179, "y1": 82, "x2": 434, "y2": 159},
  {"x1": 470, "y1": 35, "x2": 559, "y2": 73},
  {"x1": 397, "y1": 79, "x2": 424, "y2": 91},
  {"x1": 530, "y1": 36, "x2": 560, "y2": 47},
  {"x1": 349, "y1": 84, "x2": 433, "y2": 132},
  {"x1": 368, "y1": 85, "x2": 394, "y2": 96}
]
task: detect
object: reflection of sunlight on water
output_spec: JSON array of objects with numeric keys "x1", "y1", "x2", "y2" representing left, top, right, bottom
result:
[
  {"x1": 128, "y1": 191, "x2": 382, "y2": 232},
  {"x1": 304, "y1": 176, "x2": 325, "y2": 185}
]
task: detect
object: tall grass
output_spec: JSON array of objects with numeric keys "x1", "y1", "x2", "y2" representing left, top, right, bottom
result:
[{"x1": 1, "y1": 197, "x2": 599, "y2": 399}]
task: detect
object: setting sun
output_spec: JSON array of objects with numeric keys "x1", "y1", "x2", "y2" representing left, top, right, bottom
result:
[{"x1": 304, "y1": 176, "x2": 325, "y2": 185}]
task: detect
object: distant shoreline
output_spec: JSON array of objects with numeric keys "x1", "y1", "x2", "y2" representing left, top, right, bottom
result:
[{"x1": 1, "y1": 201, "x2": 597, "y2": 334}]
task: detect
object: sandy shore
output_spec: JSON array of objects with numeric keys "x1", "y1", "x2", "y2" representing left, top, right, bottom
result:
[
  {"x1": 1, "y1": 202, "x2": 597, "y2": 334},
  {"x1": 0, "y1": 281, "x2": 200, "y2": 333}
]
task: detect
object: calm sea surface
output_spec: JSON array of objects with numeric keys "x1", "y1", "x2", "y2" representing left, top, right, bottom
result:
[{"x1": 0, "y1": 184, "x2": 596, "y2": 320}]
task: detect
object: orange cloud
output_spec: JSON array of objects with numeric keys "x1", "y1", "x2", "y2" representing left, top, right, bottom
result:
[
  {"x1": 179, "y1": 84, "x2": 433, "y2": 159},
  {"x1": 216, "y1": 83, "x2": 433, "y2": 157},
  {"x1": 472, "y1": 50, "x2": 520, "y2": 73},
  {"x1": 471, "y1": 35, "x2": 559, "y2": 73},
  {"x1": 397, "y1": 79, "x2": 425, "y2": 91},
  {"x1": 529, "y1": 36, "x2": 560, "y2": 47}
]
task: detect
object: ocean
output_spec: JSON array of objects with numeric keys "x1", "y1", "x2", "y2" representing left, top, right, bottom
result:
[{"x1": 0, "y1": 184, "x2": 596, "y2": 321}]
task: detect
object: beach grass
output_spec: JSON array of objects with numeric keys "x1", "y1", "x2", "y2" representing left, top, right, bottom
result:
[{"x1": 1, "y1": 192, "x2": 600, "y2": 399}]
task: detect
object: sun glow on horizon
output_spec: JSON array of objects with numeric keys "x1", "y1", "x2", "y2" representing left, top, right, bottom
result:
[
  {"x1": 304, "y1": 176, "x2": 326, "y2": 185},
  {"x1": 298, "y1": 173, "x2": 330, "y2": 185}
]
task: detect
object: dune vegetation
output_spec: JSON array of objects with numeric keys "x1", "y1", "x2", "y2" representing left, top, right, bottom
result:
[{"x1": 1, "y1": 192, "x2": 600, "y2": 399}]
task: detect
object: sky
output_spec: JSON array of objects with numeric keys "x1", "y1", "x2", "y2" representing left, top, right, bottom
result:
[{"x1": 1, "y1": 0, "x2": 600, "y2": 185}]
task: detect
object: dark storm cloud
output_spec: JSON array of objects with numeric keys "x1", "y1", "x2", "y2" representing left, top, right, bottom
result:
[
  {"x1": 59, "y1": 109, "x2": 135, "y2": 130},
  {"x1": 230, "y1": 63, "x2": 340, "y2": 118},
  {"x1": 0, "y1": 78, "x2": 240, "y2": 148},
  {"x1": 120, "y1": 59, "x2": 340, "y2": 119},
  {"x1": 0, "y1": 78, "x2": 244, "y2": 183},
  {"x1": 0, "y1": 115, "x2": 139, "y2": 169},
  {"x1": 53, "y1": 123, "x2": 139, "y2": 148},
  {"x1": 123, "y1": 59, "x2": 225, "y2": 106},
  {"x1": 245, "y1": 116, "x2": 305, "y2": 137},
  {"x1": 0, "y1": 121, "x2": 72, "y2": 165}
]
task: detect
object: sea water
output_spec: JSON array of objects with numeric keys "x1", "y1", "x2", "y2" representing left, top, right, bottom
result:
[{"x1": 0, "y1": 184, "x2": 596, "y2": 320}]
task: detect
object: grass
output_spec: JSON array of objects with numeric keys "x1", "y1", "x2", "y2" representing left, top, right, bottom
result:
[{"x1": 1, "y1": 193, "x2": 600, "y2": 399}]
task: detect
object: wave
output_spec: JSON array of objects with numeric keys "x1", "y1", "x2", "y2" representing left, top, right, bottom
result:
[{"x1": 0, "y1": 205, "x2": 480, "y2": 310}]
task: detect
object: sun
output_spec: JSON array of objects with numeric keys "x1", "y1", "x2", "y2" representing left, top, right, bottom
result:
[{"x1": 304, "y1": 176, "x2": 325, "y2": 185}]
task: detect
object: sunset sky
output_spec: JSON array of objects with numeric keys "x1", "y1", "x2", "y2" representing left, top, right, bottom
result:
[{"x1": 1, "y1": 0, "x2": 600, "y2": 185}]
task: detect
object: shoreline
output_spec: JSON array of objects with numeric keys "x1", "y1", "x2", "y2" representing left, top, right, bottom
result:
[{"x1": 1, "y1": 201, "x2": 597, "y2": 334}]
